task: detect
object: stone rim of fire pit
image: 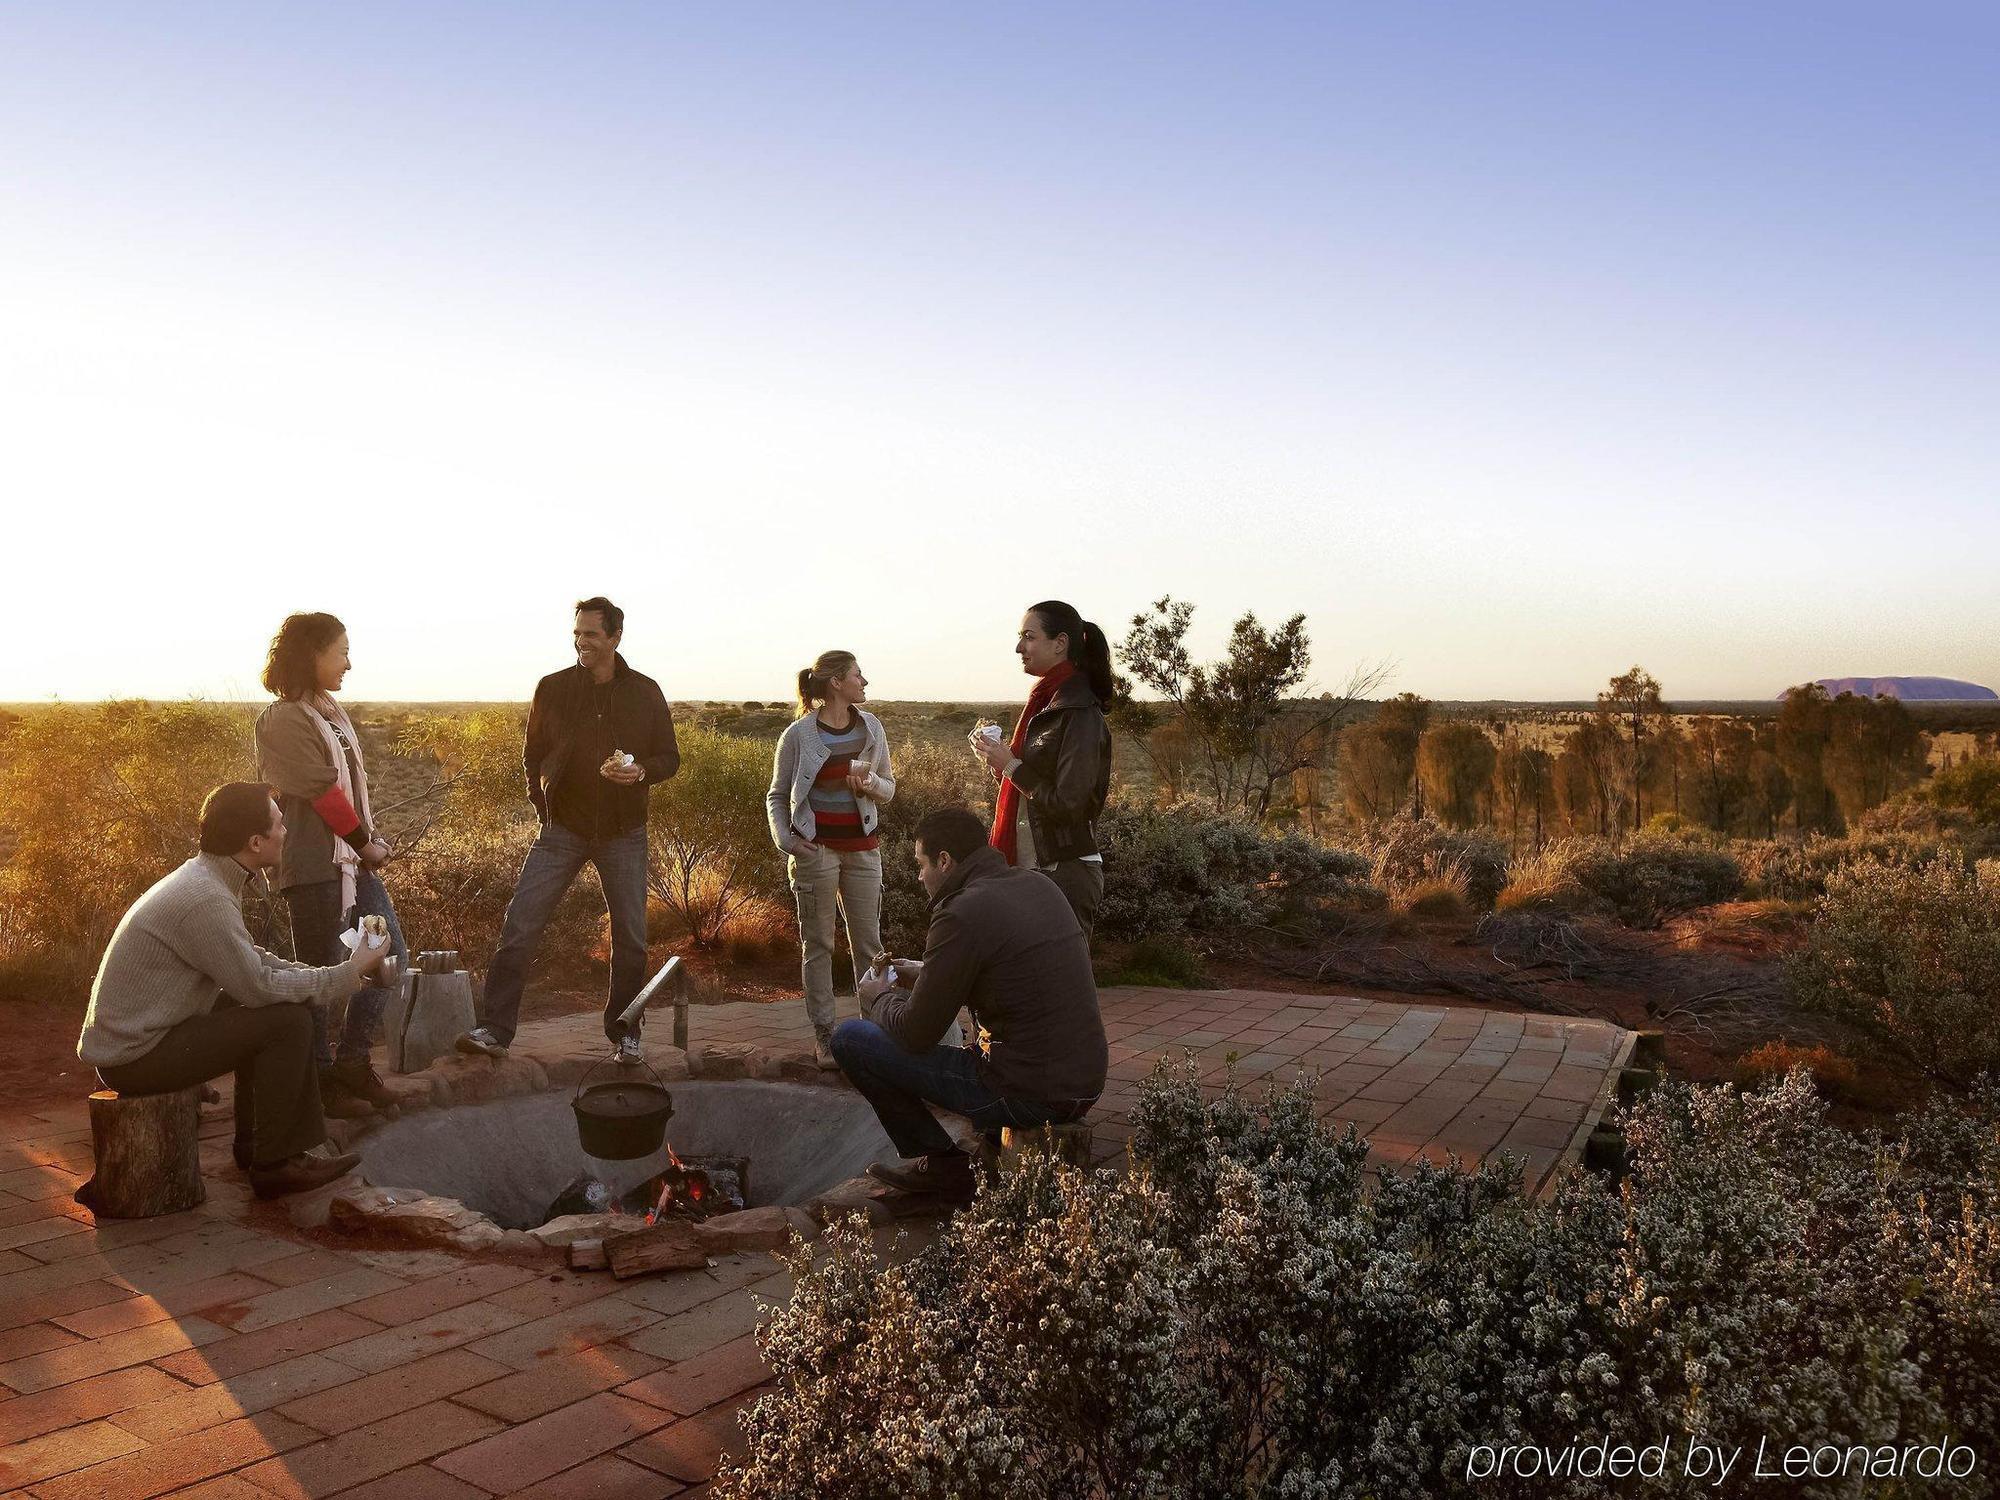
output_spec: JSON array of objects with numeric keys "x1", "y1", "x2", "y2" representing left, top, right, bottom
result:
[{"x1": 289, "y1": 1040, "x2": 923, "y2": 1261}]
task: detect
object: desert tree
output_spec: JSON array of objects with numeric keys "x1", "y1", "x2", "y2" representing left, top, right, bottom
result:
[
  {"x1": 1116, "y1": 596, "x2": 1386, "y2": 821},
  {"x1": 1597, "y1": 666, "x2": 1667, "y2": 833},
  {"x1": 1335, "y1": 694, "x2": 1427, "y2": 825},
  {"x1": 1776, "y1": 683, "x2": 1838, "y2": 831},
  {"x1": 1492, "y1": 730, "x2": 1556, "y2": 851},
  {"x1": 1416, "y1": 721, "x2": 1496, "y2": 830},
  {"x1": 1686, "y1": 716, "x2": 1755, "y2": 833},
  {"x1": 1824, "y1": 692, "x2": 1928, "y2": 824}
]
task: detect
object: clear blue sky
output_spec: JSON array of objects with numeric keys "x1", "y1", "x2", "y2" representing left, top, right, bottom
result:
[{"x1": 1, "y1": 2, "x2": 1994, "y2": 702}]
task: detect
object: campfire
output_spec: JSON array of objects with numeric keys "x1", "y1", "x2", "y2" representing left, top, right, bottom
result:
[{"x1": 543, "y1": 1146, "x2": 748, "y2": 1229}]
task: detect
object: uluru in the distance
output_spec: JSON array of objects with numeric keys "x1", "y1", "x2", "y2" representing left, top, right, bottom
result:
[{"x1": 1788, "y1": 675, "x2": 1998, "y2": 701}]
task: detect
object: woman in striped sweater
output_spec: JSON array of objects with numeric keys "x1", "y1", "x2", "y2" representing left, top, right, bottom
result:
[{"x1": 765, "y1": 651, "x2": 900, "y2": 1068}]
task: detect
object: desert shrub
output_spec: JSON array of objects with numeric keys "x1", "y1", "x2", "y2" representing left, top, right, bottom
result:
[
  {"x1": 1397, "y1": 869, "x2": 1469, "y2": 920},
  {"x1": 1102, "y1": 934, "x2": 1208, "y2": 988},
  {"x1": 1094, "y1": 801, "x2": 1383, "y2": 944},
  {"x1": 1364, "y1": 813, "x2": 1507, "y2": 910},
  {"x1": 877, "y1": 739, "x2": 994, "y2": 951},
  {"x1": 0, "y1": 700, "x2": 253, "y2": 990},
  {"x1": 1739, "y1": 831, "x2": 1957, "y2": 902},
  {"x1": 646, "y1": 726, "x2": 788, "y2": 948},
  {"x1": 1734, "y1": 1040, "x2": 1860, "y2": 1099},
  {"x1": 1494, "y1": 838, "x2": 1589, "y2": 913},
  {"x1": 1788, "y1": 858, "x2": 2000, "y2": 1085},
  {"x1": 1566, "y1": 831, "x2": 1742, "y2": 926},
  {"x1": 721, "y1": 1064, "x2": 2000, "y2": 1499},
  {"x1": 1920, "y1": 753, "x2": 2000, "y2": 825}
]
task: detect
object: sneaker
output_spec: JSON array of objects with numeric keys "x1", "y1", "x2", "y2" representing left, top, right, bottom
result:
[
  {"x1": 318, "y1": 1069, "x2": 374, "y2": 1120},
  {"x1": 249, "y1": 1150, "x2": 362, "y2": 1200},
  {"x1": 455, "y1": 1027, "x2": 508, "y2": 1059},
  {"x1": 612, "y1": 1035, "x2": 644, "y2": 1067},
  {"x1": 332, "y1": 1055, "x2": 400, "y2": 1114},
  {"x1": 867, "y1": 1151, "x2": 976, "y2": 1204}
]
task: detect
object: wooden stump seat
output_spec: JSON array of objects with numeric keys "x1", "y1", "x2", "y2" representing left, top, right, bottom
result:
[
  {"x1": 980, "y1": 1120, "x2": 1096, "y2": 1175},
  {"x1": 75, "y1": 1087, "x2": 206, "y2": 1218}
]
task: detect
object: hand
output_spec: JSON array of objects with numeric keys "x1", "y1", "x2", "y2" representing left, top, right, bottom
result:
[
  {"x1": 360, "y1": 838, "x2": 393, "y2": 868},
  {"x1": 846, "y1": 765, "x2": 874, "y2": 795},
  {"x1": 600, "y1": 761, "x2": 645, "y2": 785},
  {"x1": 350, "y1": 937, "x2": 391, "y2": 981},
  {"x1": 970, "y1": 732, "x2": 1012, "y2": 774},
  {"x1": 784, "y1": 835, "x2": 817, "y2": 858},
  {"x1": 857, "y1": 971, "x2": 894, "y2": 1007},
  {"x1": 887, "y1": 957, "x2": 922, "y2": 987}
]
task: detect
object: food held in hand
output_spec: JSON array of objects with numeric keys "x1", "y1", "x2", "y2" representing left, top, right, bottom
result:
[
  {"x1": 978, "y1": 723, "x2": 1004, "y2": 743},
  {"x1": 360, "y1": 913, "x2": 389, "y2": 949},
  {"x1": 606, "y1": 749, "x2": 635, "y2": 768}
]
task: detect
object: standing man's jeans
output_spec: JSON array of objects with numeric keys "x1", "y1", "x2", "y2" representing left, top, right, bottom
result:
[
  {"x1": 284, "y1": 869, "x2": 409, "y2": 1066},
  {"x1": 829, "y1": 1018, "x2": 1094, "y2": 1158},
  {"x1": 480, "y1": 821, "x2": 648, "y2": 1047}
]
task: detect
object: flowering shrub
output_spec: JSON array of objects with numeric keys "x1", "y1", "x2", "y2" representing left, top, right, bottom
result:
[
  {"x1": 1788, "y1": 858, "x2": 2000, "y2": 1084},
  {"x1": 720, "y1": 1065, "x2": 2000, "y2": 1499},
  {"x1": 1566, "y1": 832, "x2": 1742, "y2": 926},
  {"x1": 1740, "y1": 831, "x2": 1957, "y2": 903}
]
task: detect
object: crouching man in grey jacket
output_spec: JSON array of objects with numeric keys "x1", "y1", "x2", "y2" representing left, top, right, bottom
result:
[{"x1": 832, "y1": 805, "x2": 1108, "y2": 1205}]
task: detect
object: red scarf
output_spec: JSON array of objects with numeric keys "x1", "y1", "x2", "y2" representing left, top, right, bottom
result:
[{"x1": 990, "y1": 659, "x2": 1076, "y2": 865}]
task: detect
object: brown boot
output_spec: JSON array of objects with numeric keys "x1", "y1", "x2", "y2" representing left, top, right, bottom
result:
[
  {"x1": 867, "y1": 1150, "x2": 976, "y2": 1205},
  {"x1": 331, "y1": 1055, "x2": 400, "y2": 1116},
  {"x1": 319, "y1": 1068, "x2": 374, "y2": 1120},
  {"x1": 249, "y1": 1150, "x2": 362, "y2": 1200}
]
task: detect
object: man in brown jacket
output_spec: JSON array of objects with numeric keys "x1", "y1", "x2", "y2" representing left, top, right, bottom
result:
[{"x1": 833, "y1": 805, "x2": 1107, "y2": 1204}]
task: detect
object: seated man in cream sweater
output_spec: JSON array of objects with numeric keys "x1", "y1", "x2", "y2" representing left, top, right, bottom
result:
[{"x1": 77, "y1": 783, "x2": 391, "y2": 1199}]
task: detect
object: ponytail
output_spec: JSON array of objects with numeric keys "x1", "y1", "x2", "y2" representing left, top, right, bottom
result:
[
  {"x1": 1027, "y1": 600, "x2": 1116, "y2": 704},
  {"x1": 796, "y1": 650, "x2": 859, "y2": 716}
]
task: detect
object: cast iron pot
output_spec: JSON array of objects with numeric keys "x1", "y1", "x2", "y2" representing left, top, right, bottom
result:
[{"x1": 571, "y1": 1055, "x2": 675, "y2": 1160}]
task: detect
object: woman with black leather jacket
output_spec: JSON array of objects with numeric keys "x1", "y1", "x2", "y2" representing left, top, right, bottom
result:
[{"x1": 971, "y1": 599, "x2": 1114, "y2": 942}]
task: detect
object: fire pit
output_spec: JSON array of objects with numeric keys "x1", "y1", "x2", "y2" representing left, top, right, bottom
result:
[{"x1": 354, "y1": 1080, "x2": 895, "y2": 1232}]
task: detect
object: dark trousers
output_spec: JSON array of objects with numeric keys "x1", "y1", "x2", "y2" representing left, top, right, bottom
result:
[
  {"x1": 1041, "y1": 859, "x2": 1104, "y2": 945},
  {"x1": 480, "y1": 822, "x2": 649, "y2": 1046},
  {"x1": 97, "y1": 1002, "x2": 325, "y2": 1167},
  {"x1": 284, "y1": 870, "x2": 409, "y2": 1065},
  {"x1": 829, "y1": 1018, "x2": 1095, "y2": 1158}
]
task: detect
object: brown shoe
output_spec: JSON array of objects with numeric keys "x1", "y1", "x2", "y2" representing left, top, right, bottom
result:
[
  {"x1": 867, "y1": 1151, "x2": 976, "y2": 1204},
  {"x1": 249, "y1": 1150, "x2": 362, "y2": 1200},
  {"x1": 332, "y1": 1055, "x2": 400, "y2": 1114},
  {"x1": 319, "y1": 1069, "x2": 374, "y2": 1120}
]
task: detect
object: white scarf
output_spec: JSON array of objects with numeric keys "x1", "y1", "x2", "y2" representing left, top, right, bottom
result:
[{"x1": 307, "y1": 692, "x2": 373, "y2": 914}]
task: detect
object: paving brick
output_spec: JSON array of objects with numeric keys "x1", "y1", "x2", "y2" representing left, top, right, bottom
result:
[
  {"x1": 485, "y1": 1271, "x2": 634, "y2": 1319},
  {"x1": 621, "y1": 1288, "x2": 762, "y2": 1365},
  {"x1": 53, "y1": 1270, "x2": 282, "y2": 1338},
  {"x1": 618, "y1": 1401, "x2": 755, "y2": 1485},
  {"x1": 312, "y1": 1463, "x2": 490, "y2": 1500},
  {"x1": 464, "y1": 1293, "x2": 661, "y2": 1371},
  {"x1": 434, "y1": 1391, "x2": 673, "y2": 1493},
  {"x1": 340, "y1": 1261, "x2": 535, "y2": 1325},
  {"x1": 0, "y1": 1312, "x2": 227, "y2": 1394},
  {"x1": 32, "y1": 1411, "x2": 318, "y2": 1500},
  {"x1": 110, "y1": 1352, "x2": 359, "y2": 1442},
  {"x1": 0, "y1": 1320, "x2": 79, "y2": 1361},
  {"x1": 619, "y1": 1334, "x2": 769, "y2": 1418},
  {"x1": 276, "y1": 1347, "x2": 510, "y2": 1435},
  {"x1": 237, "y1": 1398, "x2": 503, "y2": 1499},
  {"x1": 156, "y1": 1476, "x2": 273, "y2": 1500},
  {"x1": 0, "y1": 1247, "x2": 169, "y2": 1303},
  {"x1": 250, "y1": 1249, "x2": 370, "y2": 1289},
  {"x1": 0, "y1": 1163, "x2": 84, "y2": 1200},
  {"x1": 320, "y1": 1297, "x2": 528, "y2": 1375},
  {"x1": 0, "y1": 1213, "x2": 90, "y2": 1253},
  {"x1": 454, "y1": 1341, "x2": 663, "y2": 1422},
  {"x1": 508, "y1": 1452, "x2": 688, "y2": 1498},
  {"x1": 156, "y1": 1309, "x2": 381, "y2": 1385},
  {"x1": 0, "y1": 1362, "x2": 189, "y2": 1445},
  {"x1": 0, "y1": 1415, "x2": 145, "y2": 1487},
  {"x1": 213, "y1": 1266, "x2": 407, "y2": 1334}
]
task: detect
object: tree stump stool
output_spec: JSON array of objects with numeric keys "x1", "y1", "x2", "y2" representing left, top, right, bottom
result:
[
  {"x1": 980, "y1": 1121, "x2": 1096, "y2": 1176},
  {"x1": 75, "y1": 1088, "x2": 206, "y2": 1218}
]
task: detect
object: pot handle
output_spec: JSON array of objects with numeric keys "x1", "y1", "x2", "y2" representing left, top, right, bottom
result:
[{"x1": 573, "y1": 1051, "x2": 667, "y2": 1101}]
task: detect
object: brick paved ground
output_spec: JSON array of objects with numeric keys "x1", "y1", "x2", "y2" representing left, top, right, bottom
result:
[{"x1": 0, "y1": 988, "x2": 1630, "y2": 1495}]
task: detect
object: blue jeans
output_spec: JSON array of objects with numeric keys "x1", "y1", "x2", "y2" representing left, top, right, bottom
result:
[
  {"x1": 479, "y1": 821, "x2": 649, "y2": 1046},
  {"x1": 283, "y1": 869, "x2": 409, "y2": 1066},
  {"x1": 829, "y1": 1018, "x2": 1095, "y2": 1158}
]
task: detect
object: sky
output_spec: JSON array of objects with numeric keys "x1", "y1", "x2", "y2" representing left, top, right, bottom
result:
[{"x1": 1, "y1": 2, "x2": 1995, "y2": 704}]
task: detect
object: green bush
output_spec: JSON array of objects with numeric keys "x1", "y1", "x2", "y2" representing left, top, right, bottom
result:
[
  {"x1": 0, "y1": 701, "x2": 253, "y2": 990},
  {"x1": 1095, "y1": 801, "x2": 1383, "y2": 944},
  {"x1": 646, "y1": 726, "x2": 789, "y2": 948},
  {"x1": 1741, "y1": 831, "x2": 1958, "y2": 902},
  {"x1": 720, "y1": 1064, "x2": 2000, "y2": 1498},
  {"x1": 1364, "y1": 813, "x2": 1508, "y2": 910},
  {"x1": 1567, "y1": 831, "x2": 1742, "y2": 926},
  {"x1": 1102, "y1": 934, "x2": 1208, "y2": 988},
  {"x1": 1921, "y1": 754, "x2": 2000, "y2": 825},
  {"x1": 1788, "y1": 858, "x2": 2000, "y2": 1085}
]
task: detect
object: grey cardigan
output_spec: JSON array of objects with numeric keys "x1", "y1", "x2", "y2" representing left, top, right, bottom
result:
[{"x1": 766, "y1": 709, "x2": 896, "y2": 851}]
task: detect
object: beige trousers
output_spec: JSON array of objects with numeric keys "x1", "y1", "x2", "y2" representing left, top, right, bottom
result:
[{"x1": 789, "y1": 844, "x2": 961, "y2": 1046}]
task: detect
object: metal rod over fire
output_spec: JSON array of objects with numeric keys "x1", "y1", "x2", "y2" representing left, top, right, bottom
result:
[{"x1": 616, "y1": 954, "x2": 690, "y2": 1048}]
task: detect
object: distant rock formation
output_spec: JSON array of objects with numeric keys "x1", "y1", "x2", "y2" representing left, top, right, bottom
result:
[{"x1": 1794, "y1": 676, "x2": 1998, "y2": 702}]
